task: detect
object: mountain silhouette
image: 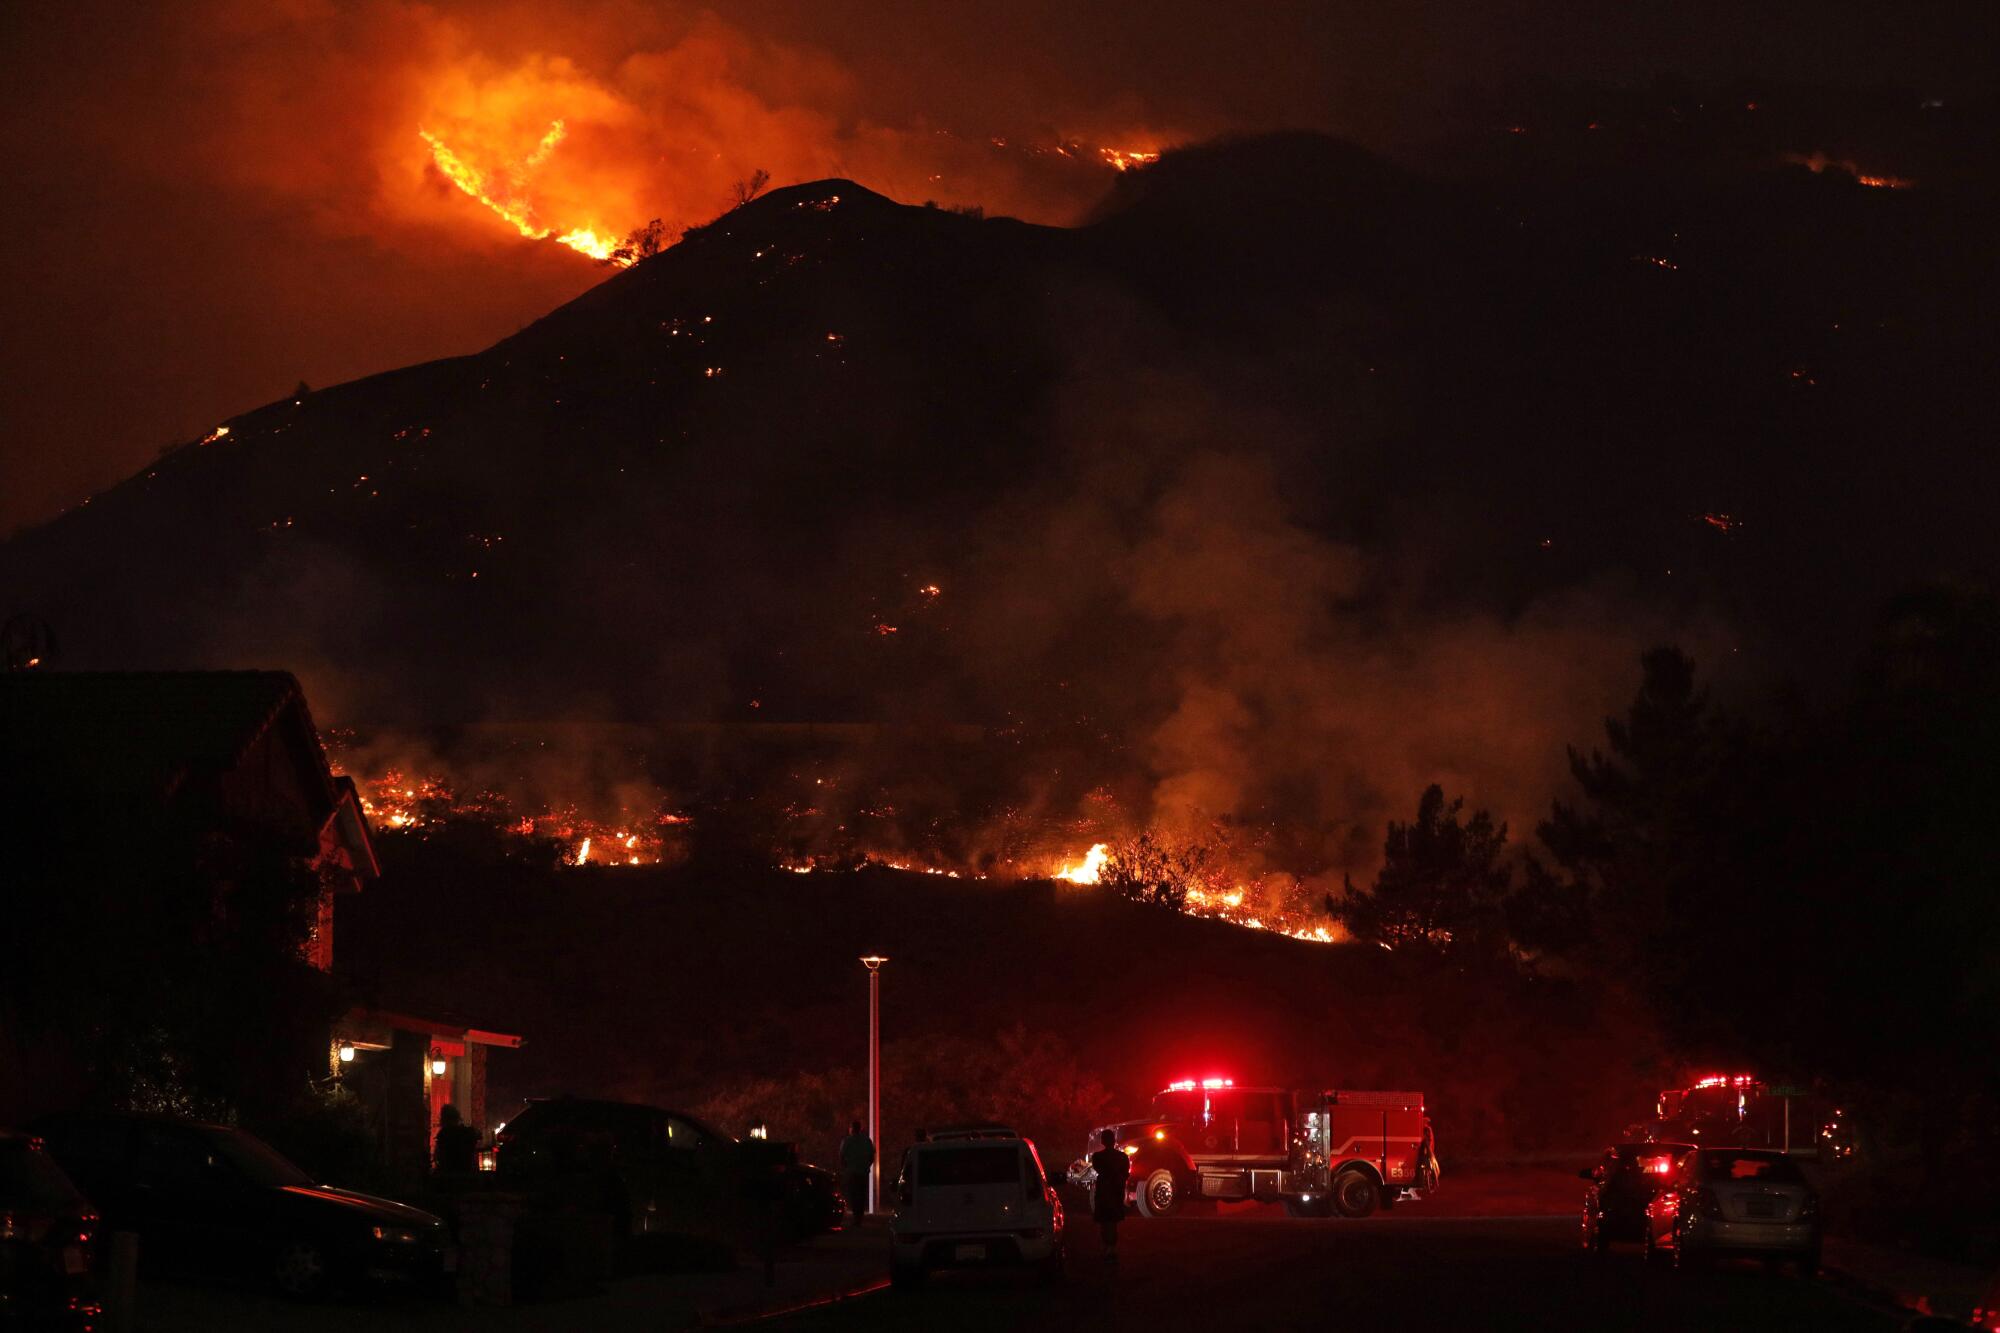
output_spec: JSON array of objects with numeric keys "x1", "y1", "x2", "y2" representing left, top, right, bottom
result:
[{"x1": 3, "y1": 132, "x2": 1992, "y2": 751}]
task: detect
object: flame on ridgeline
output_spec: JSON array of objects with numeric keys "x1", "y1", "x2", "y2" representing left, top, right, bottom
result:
[
  {"x1": 1099, "y1": 147, "x2": 1161, "y2": 172},
  {"x1": 420, "y1": 118, "x2": 626, "y2": 263}
]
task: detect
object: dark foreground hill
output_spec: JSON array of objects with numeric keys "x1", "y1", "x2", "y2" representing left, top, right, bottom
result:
[{"x1": 338, "y1": 831, "x2": 1662, "y2": 1163}]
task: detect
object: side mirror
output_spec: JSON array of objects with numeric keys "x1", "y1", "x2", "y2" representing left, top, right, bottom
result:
[{"x1": 1578, "y1": 1167, "x2": 1597, "y2": 1181}]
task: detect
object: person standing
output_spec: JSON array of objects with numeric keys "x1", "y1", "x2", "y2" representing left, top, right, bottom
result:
[
  {"x1": 838, "y1": 1120, "x2": 876, "y2": 1223},
  {"x1": 1088, "y1": 1128, "x2": 1131, "y2": 1262},
  {"x1": 433, "y1": 1104, "x2": 477, "y2": 1176}
]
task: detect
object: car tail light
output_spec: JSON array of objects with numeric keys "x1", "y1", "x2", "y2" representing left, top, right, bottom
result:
[{"x1": 1687, "y1": 1188, "x2": 1723, "y2": 1220}]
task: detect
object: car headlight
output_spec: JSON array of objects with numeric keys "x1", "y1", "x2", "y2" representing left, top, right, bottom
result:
[{"x1": 371, "y1": 1225, "x2": 421, "y2": 1244}]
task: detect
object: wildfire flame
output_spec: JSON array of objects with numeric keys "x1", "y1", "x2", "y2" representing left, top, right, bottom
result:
[
  {"x1": 420, "y1": 119, "x2": 626, "y2": 263},
  {"x1": 1056, "y1": 843, "x2": 1110, "y2": 884}
]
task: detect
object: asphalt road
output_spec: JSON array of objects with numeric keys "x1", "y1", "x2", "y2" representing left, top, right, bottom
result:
[{"x1": 762, "y1": 1213, "x2": 1897, "y2": 1333}]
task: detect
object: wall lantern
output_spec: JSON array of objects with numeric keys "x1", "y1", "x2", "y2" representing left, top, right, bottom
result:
[
  {"x1": 337, "y1": 1043, "x2": 356, "y2": 1064},
  {"x1": 430, "y1": 1056, "x2": 448, "y2": 1077}
]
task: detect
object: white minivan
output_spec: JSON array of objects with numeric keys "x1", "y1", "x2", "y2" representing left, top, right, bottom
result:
[{"x1": 889, "y1": 1125, "x2": 1064, "y2": 1288}]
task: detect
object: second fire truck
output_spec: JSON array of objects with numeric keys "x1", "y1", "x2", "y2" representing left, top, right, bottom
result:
[{"x1": 1067, "y1": 1078, "x2": 1440, "y2": 1219}]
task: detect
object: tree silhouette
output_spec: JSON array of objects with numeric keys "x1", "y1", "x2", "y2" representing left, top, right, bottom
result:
[
  {"x1": 1333, "y1": 784, "x2": 1511, "y2": 958},
  {"x1": 604, "y1": 218, "x2": 668, "y2": 268}
]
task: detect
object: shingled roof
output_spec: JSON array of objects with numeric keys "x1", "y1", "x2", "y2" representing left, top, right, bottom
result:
[{"x1": 0, "y1": 670, "x2": 327, "y2": 803}]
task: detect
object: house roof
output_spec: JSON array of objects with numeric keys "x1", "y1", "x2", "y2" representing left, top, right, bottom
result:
[{"x1": 0, "y1": 670, "x2": 322, "y2": 802}]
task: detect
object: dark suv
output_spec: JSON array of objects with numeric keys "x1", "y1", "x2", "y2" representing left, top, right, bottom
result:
[
  {"x1": 30, "y1": 1112, "x2": 448, "y2": 1297},
  {"x1": 495, "y1": 1099, "x2": 741, "y2": 1245}
]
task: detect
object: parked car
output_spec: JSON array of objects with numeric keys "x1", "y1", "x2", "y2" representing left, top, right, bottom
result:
[
  {"x1": 29, "y1": 1112, "x2": 449, "y2": 1298},
  {"x1": 495, "y1": 1097, "x2": 741, "y2": 1246},
  {"x1": 734, "y1": 1139, "x2": 845, "y2": 1241},
  {"x1": 1643, "y1": 1147, "x2": 1820, "y2": 1273},
  {"x1": 0, "y1": 1131, "x2": 101, "y2": 1330},
  {"x1": 1579, "y1": 1141, "x2": 1694, "y2": 1253},
  {"x1": 890, "y1": 1124, "x2": 1063, "y2": 1289}
]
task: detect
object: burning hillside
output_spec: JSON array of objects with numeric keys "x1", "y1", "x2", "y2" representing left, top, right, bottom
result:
[
  {"x1": 328, "y1": 726, "x2": 1340, "y2": 943},
  {"x1": 6, "y1": 132, "x2": 1987, "y2": 929}
]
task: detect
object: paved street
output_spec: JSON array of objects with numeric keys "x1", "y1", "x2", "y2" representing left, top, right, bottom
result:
[{"x1": 766, "y1": 1213, "x2": 1896, "y2": 1333}]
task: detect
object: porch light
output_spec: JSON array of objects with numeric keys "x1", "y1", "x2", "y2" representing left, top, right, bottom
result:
[
  {"x1": 431, "y1": 1056, "x2": 448, "y2": 1076},
  {"x1": 338, "y1": 1043, "x2": 356, "y2": 1063}
]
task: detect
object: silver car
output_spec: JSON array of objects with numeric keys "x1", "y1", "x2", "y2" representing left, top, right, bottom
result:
[{"x1": 1644, "y1": 1147, "x2": 1820, "y2": 1273}]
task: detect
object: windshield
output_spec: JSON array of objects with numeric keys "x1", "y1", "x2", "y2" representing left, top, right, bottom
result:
[
  {"x1": 916, "y1": 1146, "x2": 1020, "y2": 1187},
  {"x1": 205, "y1": 1129, "x2": 312, "y2": 1188},
  {"x1": 1698, "y1": 1151, "x2": 1804, "y2": 1184}
]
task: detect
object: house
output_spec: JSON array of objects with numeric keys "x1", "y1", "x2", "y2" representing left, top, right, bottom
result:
[{"x1": 0, "y1": 670, "x2": 517, "y2": 1174}]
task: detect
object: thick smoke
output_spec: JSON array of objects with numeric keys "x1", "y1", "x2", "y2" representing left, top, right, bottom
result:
[{"x1": 938, "y1": 310, "x2": 1714, "y2": 893}]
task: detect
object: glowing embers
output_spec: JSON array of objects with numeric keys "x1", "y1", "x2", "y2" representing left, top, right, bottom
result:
[
  {"x1": 1783, "y1": 152, "x2": 1914, "y2": 190},
  {"x1": 345, "y1": 767, "x2": 683, "y2": 867},
  {"x1": 419, "y1": 119, "x2": 626, "y2": 263}
]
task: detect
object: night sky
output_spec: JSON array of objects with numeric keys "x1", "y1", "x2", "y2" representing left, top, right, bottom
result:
[{"x1": 2, "y1": 0, "x2": 1992, "y2": 536}]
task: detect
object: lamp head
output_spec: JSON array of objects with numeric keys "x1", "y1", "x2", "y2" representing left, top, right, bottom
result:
[{"x1": 859, "y1": 954, "x2": 888, "y2": 971}]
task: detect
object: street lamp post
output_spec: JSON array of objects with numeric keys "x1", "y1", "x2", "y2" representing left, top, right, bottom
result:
[{"x1": 860, "y1": 955, "x2": 888, "y2": 1216}]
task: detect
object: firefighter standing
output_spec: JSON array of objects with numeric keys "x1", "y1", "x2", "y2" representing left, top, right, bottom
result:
[
  {"x1": 1089, "y1": 1128, "x2": 1131, "y2": 1261},
  {"x1": 838, "y1": 1120, "x2": 875, "y2": 1222}
]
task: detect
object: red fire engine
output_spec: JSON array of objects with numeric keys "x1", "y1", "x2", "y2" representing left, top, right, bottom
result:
[
  {"x1": 1281, "y1": 1089, "x2": 1439, "y2": 1218},
  {"x1": 1067, "y1": 1079, "x2": 1440, "y2": 1219},
  {"x1": 1639, "y1": 1073, "x2": 1854, "y2": 1160}
]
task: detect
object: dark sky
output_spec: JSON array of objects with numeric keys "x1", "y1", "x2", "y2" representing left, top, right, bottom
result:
[{"x1": 1, "y1": 0, "x2": 1990, "y2": 536}]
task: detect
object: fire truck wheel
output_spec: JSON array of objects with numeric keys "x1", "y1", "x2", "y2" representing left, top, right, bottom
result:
[
  {"x1": 1331, "y1": 1168, "x2": 1380, "y2": 1218},
  {"x1": 1283, "y1": 1196, "x2": 1333, "y2": 1219},
  {"x1": 1135, "y1": 1168, "x2": 1182, "y2": 1218}
]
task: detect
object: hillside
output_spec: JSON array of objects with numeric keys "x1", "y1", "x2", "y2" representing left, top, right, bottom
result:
[
  {"x1": 4, "y1": 131, "x2": 1995, "y2": 876},
  {"x1": 337, "y1": 831, "x2": 1662, "y2": 1162}
]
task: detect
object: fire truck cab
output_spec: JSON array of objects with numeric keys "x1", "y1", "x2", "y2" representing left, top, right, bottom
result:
[{"x1": 1067, "y1": 1080, "x2": 1438, "y2": 1220}]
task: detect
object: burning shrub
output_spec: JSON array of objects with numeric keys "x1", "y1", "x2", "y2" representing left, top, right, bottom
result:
[{"x1": 1099, "y1": 830, "x2": 1225, "y2": 911}]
